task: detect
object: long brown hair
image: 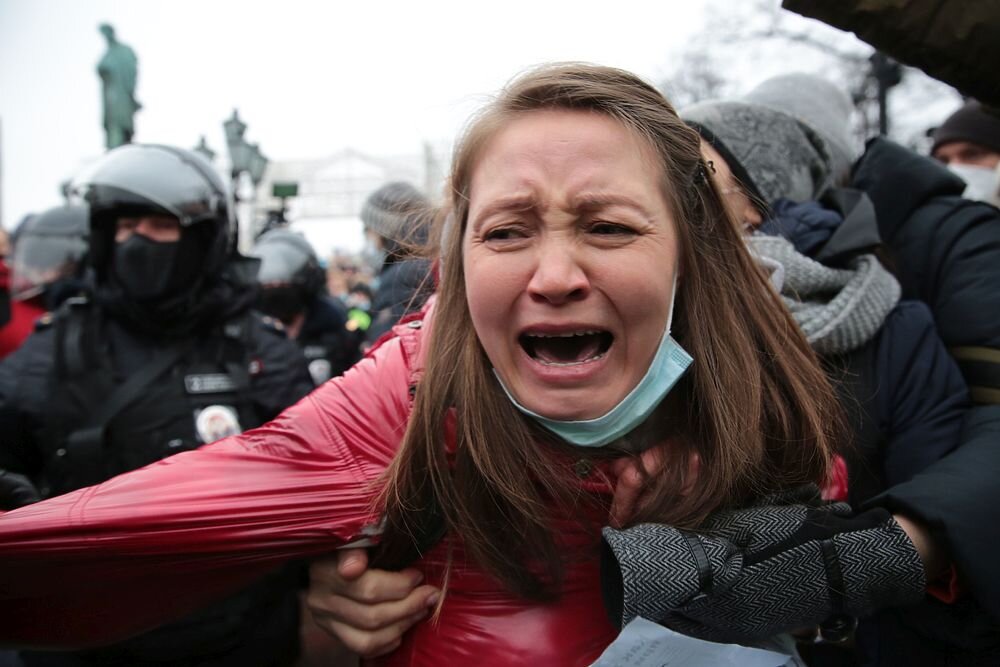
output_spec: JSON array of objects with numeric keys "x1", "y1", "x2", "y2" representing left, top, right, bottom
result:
[{"x1": 375, "y1": 63, "x2": 843, "y2": 600}]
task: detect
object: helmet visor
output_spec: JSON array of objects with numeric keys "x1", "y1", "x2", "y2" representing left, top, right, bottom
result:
[
  {"x1": 72, "y1": 144, "x2": 230, "y2": 227},
  {"x1": 11, "y1": 233, "x2": 87, "y2": 300}
]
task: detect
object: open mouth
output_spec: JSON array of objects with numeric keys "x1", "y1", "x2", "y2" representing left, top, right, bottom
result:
[{"x1": 519, "y1": 330, "x2": 614, "y2": 366}]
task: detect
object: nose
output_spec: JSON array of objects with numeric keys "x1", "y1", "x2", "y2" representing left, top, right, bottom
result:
[
  {"x1": 134, "y1": 219, "x2": 158, "y2": 236},
  {"x1": 526, "y1": 238, "x2": 590, "y2": 305}
]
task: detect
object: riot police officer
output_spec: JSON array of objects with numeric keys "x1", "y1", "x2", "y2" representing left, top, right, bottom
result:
[
  {"x1": 0, "y1": 205, "x2": 90, "y2": 359},
  {"x1": 251, "y1": 228, "x2": 361, "y2": 383},
  {"x1": 0, "y1": 144, "x2": 315, "y2": 667}
]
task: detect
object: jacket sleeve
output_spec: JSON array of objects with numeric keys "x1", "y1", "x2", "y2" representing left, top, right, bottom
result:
[
  {"x1": 918, "y1": 200, "x2": 1000, "y2": 404},
  {"x1": 873, "y1": 404, "x2": 1000, "y2": 621},
  {"x1": 875, "y1": 301, "x2": 969, "y2": 486},
  {"x1": 0, "y1": 334, "x2": 414, "y2": 650}
]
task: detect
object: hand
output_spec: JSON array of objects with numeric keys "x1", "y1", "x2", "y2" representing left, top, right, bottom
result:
[
  {"x1": 601, "y1": 485, "x2": 926, "y2": 643},
  {"x1": 306, "y1": 548, "x2": 440, "y2": 658},
  {"x1": 609, "y1": 446, "x2": 699, "y2": 528}
]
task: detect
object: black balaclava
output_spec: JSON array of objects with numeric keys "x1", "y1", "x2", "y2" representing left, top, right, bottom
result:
[{"x1": 110, "y1": 225, "x2": 207, "y2": 303}]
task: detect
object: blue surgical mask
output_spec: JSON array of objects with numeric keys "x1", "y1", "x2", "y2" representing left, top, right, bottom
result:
[{"x1": 494, "y1": 275, "x2": 692, "y2": 448}]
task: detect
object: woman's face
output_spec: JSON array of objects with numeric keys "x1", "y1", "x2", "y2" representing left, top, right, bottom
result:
[
  {"x1": 463, "y1": 109, "x2": 680, "y2": 420},
  {"x1": 701, "y1": 142, "x2": 762, "y2": 231}
]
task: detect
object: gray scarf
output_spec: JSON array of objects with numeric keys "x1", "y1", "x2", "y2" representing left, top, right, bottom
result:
[{"x1": 748, "y1": 235, "x2": 900, "y2": 355}]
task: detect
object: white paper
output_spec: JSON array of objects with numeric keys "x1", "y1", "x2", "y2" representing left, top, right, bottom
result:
[{"x1": 590, "y1": 617, "x2": 797, "y2": 667}]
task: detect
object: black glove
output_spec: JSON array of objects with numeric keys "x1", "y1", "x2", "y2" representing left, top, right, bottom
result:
[
  {"x1": 0, "y1": 468, "x2": 41, "y2": 510},
  {"x1": 601, "y1": 486, "x2": 926, "y2": 643}
]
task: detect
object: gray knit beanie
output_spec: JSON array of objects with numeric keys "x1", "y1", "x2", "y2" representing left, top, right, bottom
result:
[
  {"x1": 743, "y1": 73, "x2": 857, "y2": 180},
  {"x1": 682, "y1": 100, "x2": 835, "y2": 206},
  {"x1": 360, "y1": 181, "x2": 429, "y2": 243}
]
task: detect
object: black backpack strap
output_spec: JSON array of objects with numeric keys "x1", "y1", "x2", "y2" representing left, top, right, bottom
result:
[
  {"x1": 54, "y1": 297, "x2": 100, "y2": 377},
  {"x1": 64, "y1": 339, "x2": 194, "y2": 482}
]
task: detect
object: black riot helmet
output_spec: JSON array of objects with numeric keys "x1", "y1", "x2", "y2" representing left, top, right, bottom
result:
[
  {"x1": 72, "y1": 144, "x2": 234, "y2": 287},
  {"x1": 10, "y1": 205, "x2": 89, "y2": 302},
  {"x1": 250, "y1": 229, "x2": 325, "y2": 323}
]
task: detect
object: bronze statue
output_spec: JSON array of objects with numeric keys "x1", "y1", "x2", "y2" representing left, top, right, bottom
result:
[{"x1": 97, "y1": 23, "x2": 141, "y2": 149}]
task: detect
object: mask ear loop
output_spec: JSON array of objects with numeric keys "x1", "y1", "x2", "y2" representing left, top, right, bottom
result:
[{"x1": 665, "y1": 266, "x2": 680, "y2": 338}]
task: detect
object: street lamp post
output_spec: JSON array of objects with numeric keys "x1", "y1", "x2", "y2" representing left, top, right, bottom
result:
[{"x1": 222, "y1": 109, "x2": 269, "y2": 250}]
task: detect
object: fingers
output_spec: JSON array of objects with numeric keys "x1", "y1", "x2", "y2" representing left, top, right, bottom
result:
[
  {"x1": 310, "y1": 553, "x2": 424, "y2": 603},
  {"x1": 307, "y1": 551, "x2": 440, "y2": 658},
  {"x1": 680, "y1": 453, "x2": 701, "y2": 497},
  {"x1": 610, "y1": 447, "x2": 702, "y2": 528},
  {"x1": 609, "y1": 459, "x2": 644, "y2": 529},
  {"x1": 309, "y1": 584, "x2": 440, "y2": 658},
  {"x1": 336, "y1": 547, "x2": 369, "y2": 580}
]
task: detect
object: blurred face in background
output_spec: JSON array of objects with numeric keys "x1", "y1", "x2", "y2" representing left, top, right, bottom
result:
[
  {"x1": 932, "y1": 140, "x2": 1000, "y2": 170},
  {"x1": 701, "y1": 142, "x2": 762, "y2": 232}
]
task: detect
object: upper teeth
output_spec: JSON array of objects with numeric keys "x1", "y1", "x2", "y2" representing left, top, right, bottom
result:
[{"x1": 528, "y1": 330, "x2": 600, "y2": 338}]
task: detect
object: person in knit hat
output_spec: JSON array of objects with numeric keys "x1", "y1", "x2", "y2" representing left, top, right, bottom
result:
[
  {"x1": 682, "y1": 100, "x2": 837, "y2": 212},
  {"x1": 743, "y1": 72, "x2": 858, "y2": 182},
  {"x1": 359, "y1": 181, "x2": 434, "y2": 343},
  {"x1": 931, "y1": 100, "x2": 1000, "y2": 169},
  {"x1": 361, "y1": 181, "x2": 430, "y2": 249},
  {"x1": 930, "y1": 100, "x2": 1000, "y2": 204},
  {"x1": 686, "y1": 94, "x2": 1000, "y2": 661},
  {"x1": 693, "y1": 125, "x2": 991, "y2": 666}
]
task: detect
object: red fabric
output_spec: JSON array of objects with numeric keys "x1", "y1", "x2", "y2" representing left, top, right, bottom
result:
[
  {"x1": 820, "y1": 454, "x2": 850, "y2": 502},
  {"x1": 0, "y1": 298, "x2": 46, "y2": 359},
  {"x1": 0, "y1": 305, "x2": 617, "y2": 666}
]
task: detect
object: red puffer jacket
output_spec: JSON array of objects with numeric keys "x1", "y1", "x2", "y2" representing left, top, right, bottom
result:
[{"x1": 0, "y1": 308, "x2": 618, "y2": 666}]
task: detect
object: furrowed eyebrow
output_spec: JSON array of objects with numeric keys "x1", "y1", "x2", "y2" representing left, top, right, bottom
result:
[
  {"x1": 571, "y1": 193, "x2": 654, "y2": 217},
  {"x1": 470, "y1": 194, "x2": 537, "y2": 229}
]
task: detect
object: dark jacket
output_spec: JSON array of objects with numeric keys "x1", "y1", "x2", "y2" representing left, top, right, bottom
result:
[
  {"x1": 763, "y1": 193, "x2": 970, "y2": 503},
  {"x1": 298, "y1": 293, "x2": 362, "y2": 384},
  {"x1": 762, "y1": 192, "x2": 991, "y2": 665},
  {"x1": 0, "y1": 286, "x2": 314, "y2": 667},
  {"x1": 848, "y1": 140, "x2": 1000, "y2": 661},
  {"x1": 366, "y1": 257, "x2": 433, "y2": 343},
  {"x1": 781, "y1": 0, "x2": 1000, "y2": 106},
  {"x1": 854, "y1": 138, "x2": 1000, "y2": 374}
]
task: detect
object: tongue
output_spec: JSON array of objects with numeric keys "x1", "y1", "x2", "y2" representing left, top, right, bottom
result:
[{"x1": 534, "y1": 335, "x2": 602, "y2": 364}]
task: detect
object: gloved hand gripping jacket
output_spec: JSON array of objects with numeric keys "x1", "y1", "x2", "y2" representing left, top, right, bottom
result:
[{"x1": 601, "y1": 486, "x2": 926, "y2": 643}]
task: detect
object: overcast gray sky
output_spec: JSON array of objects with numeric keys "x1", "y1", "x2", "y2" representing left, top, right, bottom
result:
[{"x1": 0, "y1": 0, "x2": 715, "y2": 241}]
